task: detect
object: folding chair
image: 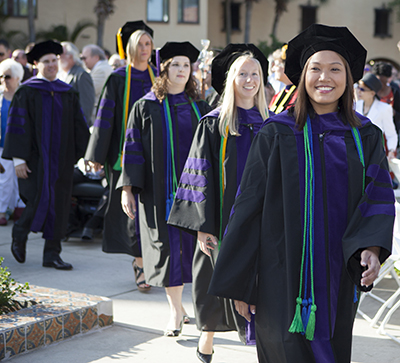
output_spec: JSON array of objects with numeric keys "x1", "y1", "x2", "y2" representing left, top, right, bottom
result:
[
  {"x1": 356, "y1": 201, "x2": 400, "y2": 327},
  {"x1": 377, "y1": 258, "x2": 400, "y2": 343}
]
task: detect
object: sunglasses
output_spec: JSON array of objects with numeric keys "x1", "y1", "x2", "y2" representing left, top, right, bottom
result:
[
  {"x1": 357, "y1": 86, "x2": 371, "y2": 92},
  {"x1": 80, "y1": 56, "x2": 87, "y2": 61},
  {"x1": 0, "y1": 75, "x2": 12, "y2": 80},
  {"x1": 0, "y1": 52, "x2": 5, "y2": 57}
]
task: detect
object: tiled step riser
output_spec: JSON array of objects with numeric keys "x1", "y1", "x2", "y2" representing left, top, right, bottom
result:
[{"x1": 0, "y1": 287, "x2": 113, "y2": 360}]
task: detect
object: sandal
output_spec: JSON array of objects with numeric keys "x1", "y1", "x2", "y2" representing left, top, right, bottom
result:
[
  {"x1": 132, "y1": 260, "x2": 151, "y2": 293},
  {"x1": 164, "y1": 318, "x2": 183, "y2": 337}
]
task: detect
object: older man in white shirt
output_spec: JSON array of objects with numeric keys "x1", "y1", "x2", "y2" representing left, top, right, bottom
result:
[{"x1": 81, "y1": 45, "x2": 113, "y2": 123}]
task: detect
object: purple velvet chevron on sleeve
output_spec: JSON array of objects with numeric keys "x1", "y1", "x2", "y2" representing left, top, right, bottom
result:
[
  {"x1": 123, "y1": 128, "x2": 144, "y2": 165},
  {"x1": 6, "y1": 106, "x2": 27, "y2": 134},
  {"x1": 358, "y1": 164, "x2": 395, "y2": 218},
  {"x1": 184, "y1": 157, "x2": 211, "y2": 171},
  {"x1": 174, "y1": 157, "x2": 212, "y2": 203},
  {"x1": 93, "y1": 98, "x2": 115, "y2": 129}
]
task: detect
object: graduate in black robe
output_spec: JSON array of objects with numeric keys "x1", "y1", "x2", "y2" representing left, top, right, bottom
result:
[
  {"x1": 208, "y1": 24, "x2": 394, "y2": 363},
  {"x1": 84, "y1": 21, "x2": 155, "y2": 291},
  {"x1": 3, "y1": 40, "x2": 89, "y2": 270},
  {"x1": 117, "y1": 42, "x2": 211, "y2": 336},
  {"x1": 168, "y1": 44, "x2": 269, "y2": 362}
]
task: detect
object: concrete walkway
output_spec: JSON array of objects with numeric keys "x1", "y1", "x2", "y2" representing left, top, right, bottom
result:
[{"x1": 0, "y1": 221, "x2": 399, "y2": 363}]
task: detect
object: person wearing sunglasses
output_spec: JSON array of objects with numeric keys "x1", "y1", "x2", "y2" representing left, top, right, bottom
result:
[
  {"x1": 356, "y1": 73, "x2": 397, "y2": 160},
  {"x1": 0, "y1": 59, "x2": 25, "y2": 226}
]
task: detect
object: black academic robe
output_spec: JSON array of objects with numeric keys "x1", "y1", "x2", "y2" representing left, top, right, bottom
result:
[
  {"x1": 2, "y1": 78, "x2": 89, "y2": 241},
  {"x1": 85, "y1": 66, "x2": 154, "y2": 256},
  {"x1": 117, "y1": 91, "x2": 211, "y2": 287},
  {"x1": 168, "y1": 106, "x2": 265, "y2": 343},
  {"x1": 208, "y1": 111, "x2": 394, "y2": 363}
]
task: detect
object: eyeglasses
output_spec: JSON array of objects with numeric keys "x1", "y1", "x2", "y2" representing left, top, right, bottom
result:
[
  {"x1": 0, "y1": 75, "x2": 12, "y2": 80},
  {"x1": 80, "y1": 56, "x2": 87, "y2": 61}
]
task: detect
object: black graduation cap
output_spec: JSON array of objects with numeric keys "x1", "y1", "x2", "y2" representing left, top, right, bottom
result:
[
  {"x1": 285, "y1": 24, "x2": 367, "y2": 86},
  {"x1": 116, "y1": 20, "x2": 154, "y2": 59},
  {"x1": 361, "y1": 73, "x2": 382, "y2": 94},
  {"x1": 26, "y1": 40, "x2": 63, "y2": 64},
  {"x1": 211, "y1": 43, "x2": 269, "y2": 95},
  {"x1": 156, "y1": 41, "x2": 200, "y2": 64}
]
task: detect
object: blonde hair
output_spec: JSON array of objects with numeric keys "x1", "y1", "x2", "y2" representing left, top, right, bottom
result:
[
  {"x1": 126, "y1": 30, "x2": 154, "y2": 65},
  {"x1": 218, "y1": 53, "x2": 268, "y2": 137}
]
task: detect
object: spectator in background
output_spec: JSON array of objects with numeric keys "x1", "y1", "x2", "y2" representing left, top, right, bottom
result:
[
  {"x1": 81, "y1": 44, "x2": 113, "y2": 124},
  {"x1": 269, "y1": 44, "x2": 297, "y2": 114},
  {"x1": 12, "y1": 49, "x2": 33, "y2": 82},
  {"x1": 59, "y1": 42, "x2": 95, "y2": 126},
  {"x1": 356, "y1": 73, "x2": 397, "y2": 159},
  {"x1": 0, "y1": 39, "x2": 11, "y2": 63},
  {"x1": 0, "y1": 59, "x2": 25, "y2": 226},
  {"x1": 108, "y1": 53, "x2": 125, "y2": 70},
  {"x1": 372, "y1": 62, "x2": 400, "y2": 134}
]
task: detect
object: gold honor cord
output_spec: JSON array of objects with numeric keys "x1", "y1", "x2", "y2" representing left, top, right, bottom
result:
[{"x1": 270, "y1": 85, "x2": 296, "y2": 114}]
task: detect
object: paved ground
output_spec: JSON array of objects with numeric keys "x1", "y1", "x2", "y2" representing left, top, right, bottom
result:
[{"x1": 0, "y1": 221, "x2": 400, "y2": 362}]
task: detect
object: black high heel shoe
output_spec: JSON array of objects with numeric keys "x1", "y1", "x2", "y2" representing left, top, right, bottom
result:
[
  {"x1": 164, "y1": 318, "x2": 183, "y2": 337},
  {"x1": 196, "y1": 340, "x2": 213, "y2": 363}
]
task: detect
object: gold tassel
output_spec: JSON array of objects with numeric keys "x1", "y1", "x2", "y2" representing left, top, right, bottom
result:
[{"x1": 117, "y1": 28, "x2": 125, "y2": 59}]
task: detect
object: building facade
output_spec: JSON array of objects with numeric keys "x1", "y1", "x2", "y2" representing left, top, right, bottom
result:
[{"x1": 2, "y1": 0, "x2": 400, "y2": 67}]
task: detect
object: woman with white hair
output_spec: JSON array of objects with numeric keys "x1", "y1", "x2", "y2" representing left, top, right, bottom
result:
[
  {"x1": 0, "y1": 59, "x2": 25, "y2": 225},
  {"x1": 85, "y1": 21, "x2": 156, "y2": 292},
  {"x1": 168, "y1": 44, "x2": 269, "y2": 362}
]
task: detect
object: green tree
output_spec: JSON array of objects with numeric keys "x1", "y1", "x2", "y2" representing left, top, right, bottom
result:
[
  {"x1": 94, "y1": 0, "x2": 115, "y2": 48},
  {"x1": 389, "y1": 0, "x2": 400, "y2": 21},
  {"x1": 36, "y1": 20, "x2": 96, "y2": 43},
  {"x1": 257, "y1": 35, "x2": 284, "y2": 58}
]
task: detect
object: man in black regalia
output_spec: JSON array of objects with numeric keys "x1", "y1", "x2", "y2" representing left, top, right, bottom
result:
[{"x1": 2, "y1": 40, "x2": 89, "y2": 270}]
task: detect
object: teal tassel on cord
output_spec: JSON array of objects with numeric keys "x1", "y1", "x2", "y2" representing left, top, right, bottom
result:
[
  {"x1": 305, "y1": 304, "x2": 317, "y2": 341},
  {"x1": 289, "y1": 297, "x2": 305, "y2": 333}
]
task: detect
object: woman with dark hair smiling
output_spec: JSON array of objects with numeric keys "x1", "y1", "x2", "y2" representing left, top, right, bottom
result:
[
  {"x1": 208, "y1": 24, "x2": 394, "y2": 363},
  {"x1": 117, "y1": 41, "x2": 211, "y2": 337}
]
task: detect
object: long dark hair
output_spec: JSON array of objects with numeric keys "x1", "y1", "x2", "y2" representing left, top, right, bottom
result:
[
  {"x1": 152, "y1": 58, "x2": 199, "y2": 102},
  {"x1": 290, "y1": 53, "x2": 361, "y2": 130}
]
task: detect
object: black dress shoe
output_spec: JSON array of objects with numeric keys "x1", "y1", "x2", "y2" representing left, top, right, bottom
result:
[
  {"x1": 43, "y1": 257, "x2": 73, "y2": 270},
  {"x1": 11, "y1": 238, "x2": 26, "y2": 263},
  {"x1": 196, "y1": 348, "x2": 213, "y2": 363}
]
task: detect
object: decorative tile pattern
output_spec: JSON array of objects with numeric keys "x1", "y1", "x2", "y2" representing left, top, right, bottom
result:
[
  {"x1": 5, "y1": 327, "x2": 25, "y2": 357},
  {"x1": 0, "y1": 286, "x2": 112, "y2": 360},
  {"x1": 44, "y1": 316, "x2": 63, "y2": 345},
  {"x1": 26, "y1": 322, "x2": 44, "y2": 350},
  {"x1": 0, "y1": 332, "x2": 5, "y2": 360},
  {"x1": 99, "y1": 314, "x2": 113, "y2": 327},
  {"x1": 63, "y1": 311, "x2": 81, "y2": 338},
  {"x1": 81, "y1": 307, "x2": 98, "y2": 333}
]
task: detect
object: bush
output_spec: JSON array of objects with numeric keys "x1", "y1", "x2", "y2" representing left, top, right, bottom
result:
[{"x1": 0, "y1": 257, "x2": 29, "y2": 314}]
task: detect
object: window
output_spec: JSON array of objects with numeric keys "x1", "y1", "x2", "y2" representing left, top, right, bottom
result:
[
  {"x1": 300, "y1": 5, "x2": 317, "y2": 31},
  {"x1": 1, "y1": 0, "x2": 37, "y2": 17},
  {"x1": 178, "y1": 0, "x2": 199, "y2": 24},
  {"x1": 147, "y1": 0, "x2": 169, "y2": 23},
  {"x1": 374, "y1": 8, "x2": 392, "y2": 38},
  {"x1": 222, "y1": 2, "x2": 241, "y2": 31}
]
